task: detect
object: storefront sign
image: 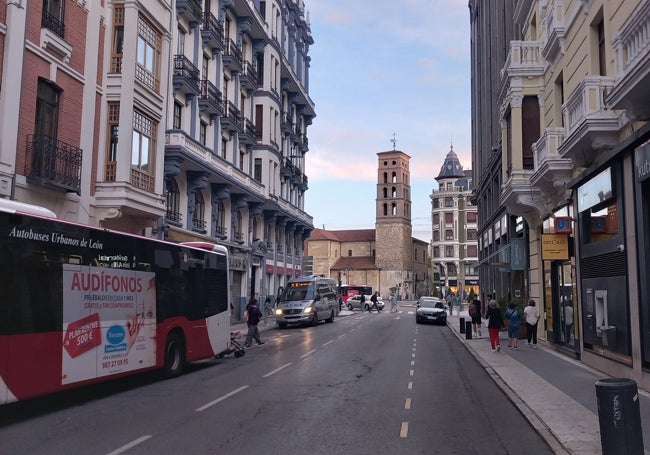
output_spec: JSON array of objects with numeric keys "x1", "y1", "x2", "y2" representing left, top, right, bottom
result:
[
  {"x1": 554, "y1": 217, "x2": 572, "y2": 234},
  {"x1": 541, "y1": 234, "x2": 569, "y2": 260},
  {"x1": 635, "y1": 141, "x2": 650, "y2": 183}
]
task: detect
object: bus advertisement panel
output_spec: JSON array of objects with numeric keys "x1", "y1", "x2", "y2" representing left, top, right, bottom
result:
[
  {"x1": 0, "y1": 203, "x2": 231, "y2": 405},
  {"x1": 62, "y1": 265, "x2": 157, "y2": 384}
]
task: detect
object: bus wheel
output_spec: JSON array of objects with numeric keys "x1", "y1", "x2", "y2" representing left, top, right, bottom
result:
[{"x1": 163, "y1": 333, "x2": 185, "y2": 379}]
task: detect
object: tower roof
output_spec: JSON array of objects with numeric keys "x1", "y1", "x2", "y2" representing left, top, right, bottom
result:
[{"x1": 435, "y1": 145, "x2": 465, "y2": 180}]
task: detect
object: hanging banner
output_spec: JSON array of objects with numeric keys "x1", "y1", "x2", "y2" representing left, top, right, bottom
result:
[{"x1": 510, "y1": 238, "x2": 527, "y2": 270}]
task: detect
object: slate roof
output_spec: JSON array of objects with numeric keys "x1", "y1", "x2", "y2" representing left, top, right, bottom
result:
[
  {"x1": 307, "y1": 228, "x2": 375, "y2": 242},
  {"x1": 436, "y1": 145, "x2": 465, "y2": 180}
]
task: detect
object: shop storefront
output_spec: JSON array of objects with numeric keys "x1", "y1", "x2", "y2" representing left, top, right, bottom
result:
[{"x1": 541, "y1": 212, "x2": 579, "y2": 356}]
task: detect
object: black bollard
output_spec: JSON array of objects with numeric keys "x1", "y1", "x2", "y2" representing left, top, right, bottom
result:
[
  {"x1": 595, "y1": 378, "x2": 644, "y2": 454},
  {"x1": 465, "y1": 320, "x2": 472, "y2": 339},
  {"x1": 459, "y1": 317, "x2": 465, "y2": 333}
]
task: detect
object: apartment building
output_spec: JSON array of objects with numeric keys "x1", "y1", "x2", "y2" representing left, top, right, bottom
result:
[
  {"x1": 0, "y1": 0, "x2": 315, "y2": 318},
  {"x1": 430, "y1": 146, "x2": 479, "y2": 301},
  {"x1": 470, "y1": 0, "x2": 650, "y2": 391}
]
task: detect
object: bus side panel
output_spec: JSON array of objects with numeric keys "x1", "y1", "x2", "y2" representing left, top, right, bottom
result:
[
  {"x1": 156, "y1": 312, "x2": 230, "y2": 364},
  {"x1": 0, "y1": 332, "x2": 62, "y2": 404}
]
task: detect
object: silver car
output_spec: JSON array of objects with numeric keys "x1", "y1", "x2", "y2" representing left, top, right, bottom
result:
[{"x1": 347, "y1": 294, "x2": 384, "y2": 311}]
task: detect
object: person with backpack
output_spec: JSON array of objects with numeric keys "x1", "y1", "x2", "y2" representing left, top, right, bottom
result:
[
  {"x1": 505, "y1": 302, "x2": 521, "y2": 349},
  {"x1": 469, "y1": 298, "x2": 482, "y2": 337},
  {"x1": 243, "y1": 298, "x2": 266, "y2": 348}
]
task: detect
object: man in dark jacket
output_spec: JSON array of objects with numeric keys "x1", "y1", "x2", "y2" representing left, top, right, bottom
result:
[
  {"x1": 368, "y1": 291, "x2": 381, "y2": 313},
  {"x1": 244, "y1": 299, "x2": 265, "y2": 347}
]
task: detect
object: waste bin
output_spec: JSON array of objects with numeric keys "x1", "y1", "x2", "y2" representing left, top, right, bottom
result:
[
  {"x1": 595, "y1": 378, "x2": 644, "y2": 454},
  {"x1": 465, "y1": 320, "x2": 472, "y2": 340},
  {"x1": 459, "y1": 317, "x2": 465, "y2": 333}
]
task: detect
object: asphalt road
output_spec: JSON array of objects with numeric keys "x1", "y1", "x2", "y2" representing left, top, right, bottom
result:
[{"x1": 0, "y1": 311, "x2": 553, "y2": 454}]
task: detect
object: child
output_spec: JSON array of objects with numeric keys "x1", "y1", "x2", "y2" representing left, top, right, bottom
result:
[{"x1": 504, "y1": 302, "x2": 521, "y2": 349}]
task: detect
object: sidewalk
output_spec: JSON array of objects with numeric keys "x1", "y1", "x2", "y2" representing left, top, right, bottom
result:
[
  {"x1": 229, "y1": 307, "x2": 649, "y2": 454},
  {"x1": 446, "y1": 310, "x2": 650, "y2": 455}
]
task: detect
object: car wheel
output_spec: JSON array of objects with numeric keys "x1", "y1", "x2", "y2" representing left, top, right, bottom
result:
[
  {"x1": 278, "y1": 322, "x2": 287, "y2": 329},
  {"x1": 311, "y1": 312, "x2": 319, "y2": 326},
  {"x1": 326, "y1": 310, "x2": 334, "y2": 323},
  {"x1": 347, "y1": 303, "x2": 353, "y2": 311}
]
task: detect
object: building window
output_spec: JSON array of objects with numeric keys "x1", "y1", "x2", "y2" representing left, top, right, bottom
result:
[
  {"x1": 254, "y1": 158, "x2": 262, "y2": 182},
  {"x1": 136, "y1": 16, "x2": 161, "y2": 92},
  {"x1": 221, "y1": 137, "x2": 227, "y2": 159},
  {"x1": 433, "y1": 213, "x2": 440, "y2": 224},
  {"x1": 392, "y1": 187, "x2": 397, "y2": 198},
  {"x1": 445, "y1": 197, "x2": 453, "y2": 207},
  {"x1": 348, "y1": 250, "x2": 352, "y2": 256},
  {"x1": 105, "y1": 102, "x2": 120, "y2": 181},
  {"x1": 131, "y1": 110, "x2": 156, "y2": 191},
  {"x1": 445, "y1": 230, "x2": 454, "y2": 240},
  {"x1": 467, "y1": 245, "x2": 478, "y2": 257},
  {"x1": 165, "y1": 178, "x2": 181, "y2": 224},
  {"x1": 445, "y1": 212, "x2": 453, "y2": 224},
  {"x1": 199, "y1": 121, "x2": 207, "y2": 145},
  {"x1": 445, "y1": 247, "x2": 454, "y2": 257},
  {"x1": 192, "y1": 191, "x2": 206, "y2": 233},
  {"x1": 467, "y1": 229, "x2": 477, "y2": 240},
  {"x1": 447, "y1": 262, "x2": 456, "y2": 274},
  {"x1": 392, "y1": 203, "x2": 397, "y2": 216},
  {"x1": 239, "y1": 150, "x2": 245, "y2": 171},
  {"x1": 383, "y1": 203, "x2": 388, "y2": 216},
  {"x1": 173, "y1": 102, "x2": 182, "y2": 129},
  {"x1": 433, "y1": 247, "x2": 440, "y2": 257},
  {"x1": 42, "y1": 0, "x2": 65, "y2": 38},
  {"x1": 467, "y1": 212, "x2": 477, "y2": 223},
  {"x1": 433, "y1": 230, "x2": 440, "y2": 241},
  {"x1": 215, "y1": 200, "x2": 226, "y2": 237},
  {"x1": 111, "y1": 5, "x2": 124, "y2": 73}
]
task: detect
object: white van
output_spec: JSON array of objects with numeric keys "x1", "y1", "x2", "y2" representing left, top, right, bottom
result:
[{"x1": 275, "y1": 275, "x2": 339, "y2": 328}]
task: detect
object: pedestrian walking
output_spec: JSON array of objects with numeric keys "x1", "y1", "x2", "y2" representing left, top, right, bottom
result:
[
  {"x1": 469, "y1": 298, "x2": 482, "y2": 337},
  {"x1": 368, "y1": 291, "x2": 381, "y2": 312},
  {"x1": 360, "y1": 293, "x2": 366, "y2": 312},
  {"x1": 446, "y1": 292, "x2": 454, "y2": 315},
  {"x1": 524, "y1": 298, "x2": 540, "y2": 348},
  {"x1": 243, "y1": 298, "x2": 265, "y2": 347},
  {"x1": 485, "y1": 299, "x2": 504, "y2": 351},
  {"x1": 390, "y1": 292, "x2": 398, "y2": 312},
  {"x1": 504, "y1": 302, "x2": 521, "y2": 349}
]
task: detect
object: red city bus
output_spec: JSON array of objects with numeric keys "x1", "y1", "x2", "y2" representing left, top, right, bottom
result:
[
  {"x1": 339, "y1": 285, "x2": 373, "y2": 303},
  {"x1": 0, "y1": 201, "x2": 231, "y2": 405}
]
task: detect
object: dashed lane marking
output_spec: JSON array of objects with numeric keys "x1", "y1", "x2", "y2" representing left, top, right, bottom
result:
[
  {"x1": 404, "y1": 398, "x2": 411, "y2": 410},
  {"x1": 262, "y1": 363, "x2": 292, "y2": 378},
  {"x1": 300, "y1": 349, "x2": 316, "y2": 359},
  {"x1": 106, "y1": 435, "x2": 152, "y2": 455},
  {"x1": 400, "y1": 421, "x2": 409, "y2": 438},
  {"x1": 196, "y1": 385, "x2": 249, "y2": 411}
]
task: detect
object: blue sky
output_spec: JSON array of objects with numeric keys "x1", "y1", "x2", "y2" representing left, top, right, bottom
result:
[{"x1": 303, "y1": 0, "x2": 471, "y2": 241}]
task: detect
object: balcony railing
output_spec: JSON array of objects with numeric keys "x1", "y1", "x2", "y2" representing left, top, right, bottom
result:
[
  {"x1": 176, "y1": 0, "x2": 203, "y2": 24},
  {"x1": 25, "y1": 134, "x2": 82, "y2": 194},
  {"x1": 130, "y1": 168, "x2": 155, "y2": 192},
  {"x1": 201, "y1": 12, "x2": 224, "y2": 51},
  {"x1": 198, "y1": 79, "x2": 223, "y2": 116},
  {"x1": 223, "y1": 39, "x2": 242, "y2": 71},
  {"x1": 214, "y1": 225, "x2": 228, "y2": 238},
  {"x1": 233, "y1": 231, "x2": 244, "y2": 243},
  {"x1": 191, "y1": 218, "x2": 207, "y2": 234},
  {"x1": 533, "y1": 127, "x2": 565, "y2": 169},
  {"x1": 500, "y1": 41, "x2": 544, "y2": 80},
  {"x1": 41, "y1": 10, "x2": 65, "y2": 38},
  {"x1": 563, "y1": 76, "x2": 616, "y2": 136},
  {"x1": 240, "y1": 61, "x2": 258, "y2": 89},
  {"x1": 173, "y1": 54, "x2": 200, "y2": 96},
  {"x1": 165, "y1": 210, "x2": 183, "y2": 226},
  {"x1": 220, "y1": 100, "x2": 240, "y2": 131},
  {"x1": 542, "y1": 0, "x2": 565, "y2": 60}
]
